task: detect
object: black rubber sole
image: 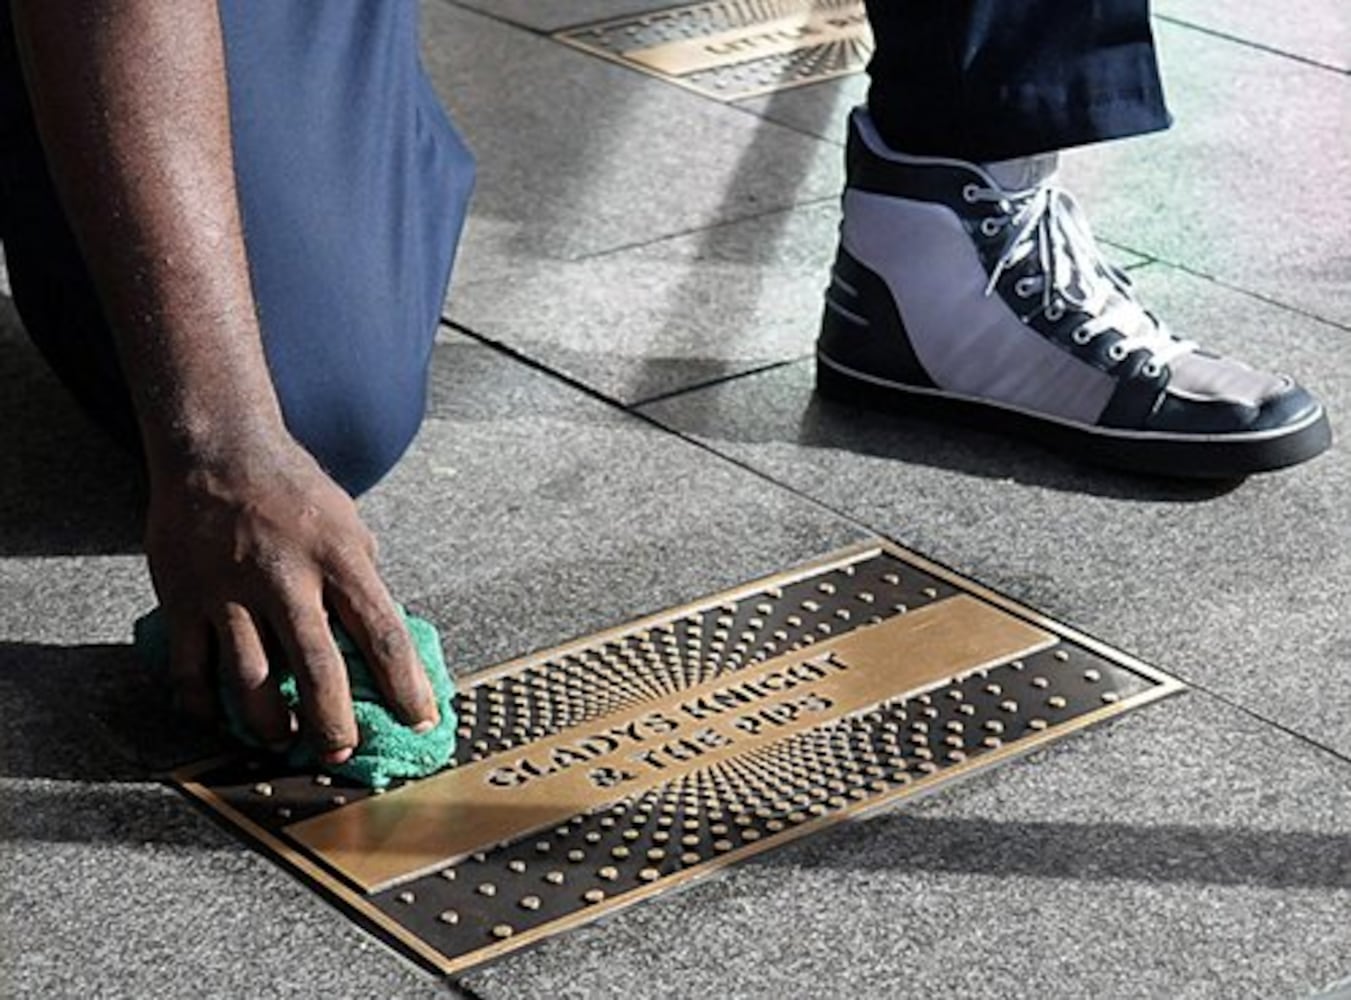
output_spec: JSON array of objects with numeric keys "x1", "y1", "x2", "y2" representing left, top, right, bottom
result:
[{"x1": 816, "y1": 354, "x2": 1333, "y2": 479}]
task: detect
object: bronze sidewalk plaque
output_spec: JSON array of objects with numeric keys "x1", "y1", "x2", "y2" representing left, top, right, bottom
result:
[
  {"x1": 554, "y1": 0, "x2": 874, "y2": 102},
  {"x1": 174, "y1": 539, "x2": 1183, "y2": 976}
]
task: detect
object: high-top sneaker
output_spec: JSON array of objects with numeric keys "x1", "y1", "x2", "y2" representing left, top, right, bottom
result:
[{"x1": 817, "y1": 108, "x2": 1332, "y2": 477}]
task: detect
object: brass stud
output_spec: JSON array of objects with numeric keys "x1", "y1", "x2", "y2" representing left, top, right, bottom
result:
[
  {"x1": 440, "y1": 868, "x2": 457, "y2": 881},
  {"x1": 598, "y1": 866, "x2": 619, "y2": 881},
  {"x1": 567, "y1": 850, "x2": 585, "y2": 863},
  {"x1": 714, "y1": 839, "x2": 734, "y2": 852},
  {"x1": 680, "y1": 853, "x2": 700, "y2": 865},
  {"x1": 638, "y1": 868, "x2": 660, "y2": 882},
  {"x1": 545, "y1": 871, "x2": 565, "y2": 885},
  {"x1": 520, "y1": 895, "x2": 542, "y2": 911},
  {"x1": 982, "y1": 736, "x2": 1003, "y2": 750},
  {"x1": 491, "y1": 924, "x2": 514, "y2": 940},
  {"x1": 313, "y1": 774, "x2": 332, "y2": 787},
  {"x1": 276, "y1": 807, "x2": 292, "y2": 820},
  {"x1": 1054, "y1": 649, "x2": 1070, "y2": 662},
  {"x1": 477, "y1": 883, "x2": 497, "y2": 897},
  {"x1": 1047, "y1": 695, "x2": 1067, "y2": 710},
  {"x1": 1028, "y1": 718, "x2": 1049, "y2": 731},
  {"x1": 437, "y1": 910, "x2": 459, "y2": 925},
  {"x1": 583, "y1": 889, "x2": 606, "y2": 905},
  {"x1": 535, "y1": 841, "x2": 551, "y2": 854},
  {"x1": 984, "y1": 683, "x2": 1002, "y2": 696},
  {"x1": 508, "y1": 860, "x2": 527, "y2": 873},
  {"x1": 999, "y1": 700, "x2": 1018, "y2": 713},
  {"x1": 765, "y1": 820, "x2": 785, "y2": 832},
  {"x1": 921, "y1": 587, "x2": 939, "y2": 599},
  {"x1": 1031, "y1": 677, "x2": 1050, "y2": 689},
  {"x1": 742, "y1": 828, "x2": 762, "y2": 841},
  {"x1": 1084, "y1": 669, "x2": 1102, "y2": 683},
  {"x1": 647, "y1": 848, "x2": 666, "y2": 861},
  {"x1": 332, "y1": 795, "x2": 348, "y2": 807},
  {"x1": 396, "y1": 891, "x2": 415, "y2": 904},
  {"x1": 611, "y1": 846, "x2": 631, "y2": 860},
  {"x1": 253, "y1": 782, "x2": 273, "y2": 798},
  {"x1": 1101, "y1": 691, "x2": 1121, "y2": 704},
  {"x1": 681, "y1": 834, "x2": 700, "y2": 847}
]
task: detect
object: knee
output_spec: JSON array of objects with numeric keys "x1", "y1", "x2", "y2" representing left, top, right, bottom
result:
[{"x1": 275, "y1": 363, "x2": 428, "y2": 498}]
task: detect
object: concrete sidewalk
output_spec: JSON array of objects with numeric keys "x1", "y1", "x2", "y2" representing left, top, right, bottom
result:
[{"x1": 2, "y1": 1, "x2": 1349, "y2": 997}]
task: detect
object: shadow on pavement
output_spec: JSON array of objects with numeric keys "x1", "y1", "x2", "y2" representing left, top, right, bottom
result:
[
  {"x1": 0, "y1": 295, "x2": 143, "y2": 557},
  {"x1": 770, "y1": 810, "x2": 1351, "y2": 891}
]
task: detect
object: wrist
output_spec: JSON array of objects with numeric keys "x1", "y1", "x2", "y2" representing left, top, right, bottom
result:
[{"x1": 140, "y1": 403, "x2": 293, "y2": 486}]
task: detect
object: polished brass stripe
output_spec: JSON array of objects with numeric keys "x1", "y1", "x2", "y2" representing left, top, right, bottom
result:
[
  {"x1": 626, "y1": 8, "x2": 868, "y2": 76},
  {"x1": 287, "y1": 594, "x2": 1054, "y2": 894}
]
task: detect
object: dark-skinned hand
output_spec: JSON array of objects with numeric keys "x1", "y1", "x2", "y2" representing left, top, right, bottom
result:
[{"x1": 143, "y1": 432, "x2": 439, "y2": 763}]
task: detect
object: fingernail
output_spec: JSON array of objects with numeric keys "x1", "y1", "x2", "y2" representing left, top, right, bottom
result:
[
  {"x1": 322, "y1": 747, "x2": 353, "y2": 765},
  {"x1": 412, "y1": 717, "x2": 437, "y2": 734}
]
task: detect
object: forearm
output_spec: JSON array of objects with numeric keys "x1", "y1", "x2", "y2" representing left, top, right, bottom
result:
[{"x1": 10, "y1": 0, "x2": 285, "y2": 475}]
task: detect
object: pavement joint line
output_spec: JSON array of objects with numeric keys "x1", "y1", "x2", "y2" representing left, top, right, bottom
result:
[
  {"x1": 445, "y1": 194, "x2": 840, "y2": 291},
  {"x1": 1154, "y1": 13, "x2": 1350, "y2": 76},
  {"x1": 438, "y1": 0, "x2": 552, "y2": 38},
  {"x1": 624, "y1": 353, "x2": 815, "y2": 409},
  {"x1": 722, "y1": 90, "x2": 854, "y2": 146},
  {"x1": 441, "y1": 317, "x2": 1351, "y2": 776},
  {"x1": 561, "y1": 193, "x2": 840, "y2": 266},
  {"x1": 1130, "y1": 252, "x2": 1351, "y2": 334}
]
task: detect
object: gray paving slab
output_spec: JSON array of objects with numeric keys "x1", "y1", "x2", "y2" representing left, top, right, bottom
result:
[
  {"x1": 418, "y1": 0, "x2": 843, "y2": 289},
  {"x1": 450, "y1": 0, "x2": 674, "y2": 33},
  {"x1": 640, "y1": 263, "x2": 1351, "y2": 759},
  {"x1": 1057, "y1": 19, "x2": 1351, "y2": 327},
  {"x1": 0, "y1": 777, "x2": 464, "y2": 1000},
  {"x1": 447, "y1": 199, "x2": 839, "y2": 405},
  {"x1": 447, "y1": 195, "x2": 1148, "y2": 405},
  {"x1": 0, "y1": 329, "x2": 865, "y2": 996},
  {"x1": 1154, "y1": 0, "x2": 1351, "y2": 73},
  {"x1": 462, "y1": 691, "x2": 1351, "y2": 1000},
  {"x1": 735, "y1": 72, "x2": 869, "y2": 145},
  {"x1": 360, "y1": 332, "x2": 866, "y2": 666}
]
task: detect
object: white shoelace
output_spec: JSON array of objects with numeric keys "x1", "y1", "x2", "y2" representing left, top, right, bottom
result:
[{"x1": 965, "y1": 180, "x2": 1196, "y2": 376}]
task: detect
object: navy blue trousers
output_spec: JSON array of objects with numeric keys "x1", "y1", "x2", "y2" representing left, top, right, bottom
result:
[
  {"x1": 1, "y1": 2, "x2": 1165, "y2": 496},
  {"x1": 0, "y1": 2, "x2": 474, "y2": 497},
  {"x1": 863, "y1": 0, "x2": 1170, "y2": 161}
]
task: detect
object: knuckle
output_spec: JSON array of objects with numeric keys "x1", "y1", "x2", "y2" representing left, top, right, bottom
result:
[{"x1": 372, "y1": 623, "x2": 412, "y2": 663}]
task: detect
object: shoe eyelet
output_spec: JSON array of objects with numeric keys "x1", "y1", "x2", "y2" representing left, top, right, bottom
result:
[
  {"x1": 1107, "y1": 343, "x2": 1128, "y2": 362},
  {"x1": 1142, "y1": 360, "x2": 1162, "y2": 378},
  {"x1": 1014, "y1": 277, "x2": 1038, "y2": 298},
  {"x1": 1071, "y1": 328, "x2": 1093, "y2": 345},
  {"x1": 962, "y1": 183, "x2": 981, "y2": 203},
  {"x1": 1045, "y1": 301, "x2": 1065, "y2": 322},
  {"x1": 979, "y1": 217, "x2": 1002, "y2": 238}
]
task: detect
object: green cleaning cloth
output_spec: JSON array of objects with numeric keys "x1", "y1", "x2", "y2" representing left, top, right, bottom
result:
[{"x1": 134, "y1": 606, "x2": 456, "y2": 788}]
